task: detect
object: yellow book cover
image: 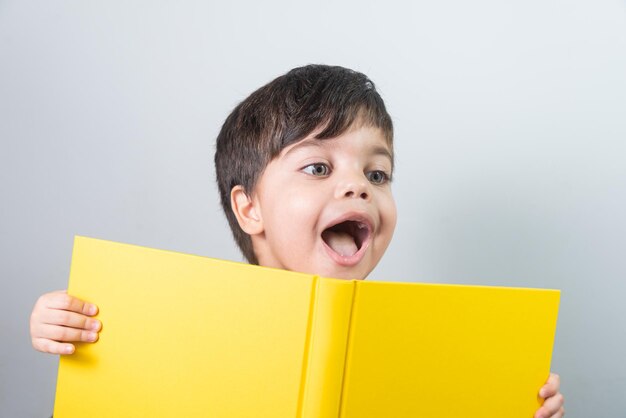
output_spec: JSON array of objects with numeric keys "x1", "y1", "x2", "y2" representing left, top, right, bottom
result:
[{"x1": 54, "y1": 236, "x2": 560, "y2": 418}]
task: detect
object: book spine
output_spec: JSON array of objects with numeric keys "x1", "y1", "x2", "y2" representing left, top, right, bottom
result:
[{"x1": 298, "y1": 278, "x2": 355, "y2": 418}]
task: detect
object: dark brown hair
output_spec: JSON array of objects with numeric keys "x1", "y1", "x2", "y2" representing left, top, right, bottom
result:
[{"x1": 214, "y1": 64, "x2": 393, "y2": 264}]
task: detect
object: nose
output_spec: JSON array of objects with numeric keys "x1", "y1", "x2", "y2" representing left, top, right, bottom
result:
[{"x1": 334, "y1": 173, "x2": 371, "y2": 201}]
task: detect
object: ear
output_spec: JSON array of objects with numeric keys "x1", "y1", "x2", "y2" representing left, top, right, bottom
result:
[{"x1": 230, "y1": 185, "x2": 264, "y2": 235}]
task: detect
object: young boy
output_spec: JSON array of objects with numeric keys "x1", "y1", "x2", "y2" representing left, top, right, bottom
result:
[{"x1": 29, "y1": 65, "x2": 564, "y2": 418}]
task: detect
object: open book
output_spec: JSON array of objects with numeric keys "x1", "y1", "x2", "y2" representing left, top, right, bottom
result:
[{"x1": 54, "y1": 236, "x2": 559, "y2": 417}]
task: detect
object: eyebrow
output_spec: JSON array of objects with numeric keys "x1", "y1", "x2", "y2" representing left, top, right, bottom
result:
[
  {"x1": 371, "y1": 145, "x2": 393, "y2": 163},
  {"x1": 282, "y1": 138, "x2": 324, "y2": 158},
  {"x1": 283, "y1": 138, "x2": 393, "y2": 164}
]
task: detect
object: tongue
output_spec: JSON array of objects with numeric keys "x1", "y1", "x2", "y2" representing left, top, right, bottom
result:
[{"x1": 323, "y1": 230, "x2": 358, "y2": 257}]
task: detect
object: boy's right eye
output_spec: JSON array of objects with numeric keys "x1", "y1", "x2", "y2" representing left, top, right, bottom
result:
[{"x1": 302, "y1": 163, "x2": 331, "y2": 177}]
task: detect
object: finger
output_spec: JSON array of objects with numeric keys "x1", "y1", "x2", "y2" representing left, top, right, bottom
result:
[
  {"x1": 35, "y1": 323, "x2": 99, "y2": 343},
  {"x1": 539, "y1": 373, "x2": 560, "y2": 398},
  {"x1": 32, "y1": 338, "x2": 76, "y2": 355},
  {"x1": 536, "y1": 392, "x2": 564, "y2": 417},
  {"x1": 43, "y1": 309, "x2": 101, "y2": 331},
  {"x1": 536, "y1": 406, "x2": 565, "y2": 418},
  {"x1": 44, "y1": 292, "x2": 98, "y2": 316}
]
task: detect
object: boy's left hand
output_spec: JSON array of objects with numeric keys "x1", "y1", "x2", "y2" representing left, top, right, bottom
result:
[{"x1": 534, "y1": 373, "x2": 565, "y2": 418}]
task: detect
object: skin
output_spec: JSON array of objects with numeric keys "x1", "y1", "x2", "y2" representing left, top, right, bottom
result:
[
  {"x1": 29, "y1": 125, "x2": 564, "y2": 417},
  {"x1": 30, "y1": 290, "x2": 101, "y2": 355},
  {"x1": 231, "y1": 125, "x2": 397, "y2": 281}
]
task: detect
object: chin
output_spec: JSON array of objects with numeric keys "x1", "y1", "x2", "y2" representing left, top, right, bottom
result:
[{"x1": 321, "y1": 264, "x2": 371, "y2": 281}]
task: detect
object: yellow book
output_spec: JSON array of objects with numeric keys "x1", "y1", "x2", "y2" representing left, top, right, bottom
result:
[{"x1": 54, "y1": 236, "x2": 560, "y2": 417}]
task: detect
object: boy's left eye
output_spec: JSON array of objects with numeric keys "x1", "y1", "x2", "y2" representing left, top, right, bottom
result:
[{"x1": 366, "y1": 170, "x2": 389, "y2": 184}]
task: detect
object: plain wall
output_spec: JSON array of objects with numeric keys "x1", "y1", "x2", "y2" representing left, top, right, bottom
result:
[{"x1": 1, "y1": 1, "x2": 625, "y2": 416}]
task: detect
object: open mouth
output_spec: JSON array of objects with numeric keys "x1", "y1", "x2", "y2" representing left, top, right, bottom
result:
[{"x1": 321, "y1": 220, "x2": 371, "y2": 258}]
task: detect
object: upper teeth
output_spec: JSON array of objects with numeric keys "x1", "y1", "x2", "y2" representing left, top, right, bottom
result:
[{"x1": 357, "y1": 222, "x2": 365, "y2": 229}]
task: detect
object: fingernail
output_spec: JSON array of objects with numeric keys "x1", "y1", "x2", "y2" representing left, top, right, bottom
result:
[
  {"x1": 65, "y1": 345, "x2": 74, "y2": 354},
  {"x1": 539, "y1": 388, "x2": 546, "y2": 398},
  {"x1": 89, "y1": 319, "x2": 101, "y2": 331},
  {"x1": 88, "y1": 304, "x2": 98, "y2": 315},
  {"x1": 87, "y1": 332, "x2": 98, "y2": 342}
]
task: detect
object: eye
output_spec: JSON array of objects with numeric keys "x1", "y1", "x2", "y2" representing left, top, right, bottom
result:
[
  {"x1": 302, "y1": 163, "x2": 331, "y2": 177},
  {"x1": 366, "y1": 170, "x2": 390, "y2": 185}
]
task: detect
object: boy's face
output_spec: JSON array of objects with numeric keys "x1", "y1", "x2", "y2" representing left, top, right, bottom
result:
[{"x1": 238, "y1": 124, "x2": 396, "y2": 280}]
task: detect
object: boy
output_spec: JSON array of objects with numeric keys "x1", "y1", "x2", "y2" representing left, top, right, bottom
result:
[{"x1": 29, "y1": 65, "x2": 564, "y2": 417}]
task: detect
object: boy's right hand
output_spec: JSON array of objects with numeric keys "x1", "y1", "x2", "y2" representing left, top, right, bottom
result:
[{"x1": 30, "y1": 290, "x2": 101, "y2": 355}]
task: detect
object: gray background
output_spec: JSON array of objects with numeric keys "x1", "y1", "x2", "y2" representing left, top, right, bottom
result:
[{"x1": 1, "y1": 1, "x2": 625, "y2": 416}]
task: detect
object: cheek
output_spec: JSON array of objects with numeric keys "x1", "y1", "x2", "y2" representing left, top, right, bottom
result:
[
  {"x1": 388, "y1": 201, "x2": 398, "y2": 233},
  {"x1": 379, "y1": 192, "x2": 398, "y2": 233},
  {"x1": 286, "y1": 190, "x2": 317, "y2": 214},
  {"x1": 265, "y1": 189, "x2": 320, "y2": 242}
]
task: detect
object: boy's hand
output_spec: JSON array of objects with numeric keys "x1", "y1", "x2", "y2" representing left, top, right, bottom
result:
[
  {"x1": 30, "y1": 290, "x2": 101, "y2": 355},
  {"x1": 535, "y1": 373, "x2": 565, "y2": 418}
]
